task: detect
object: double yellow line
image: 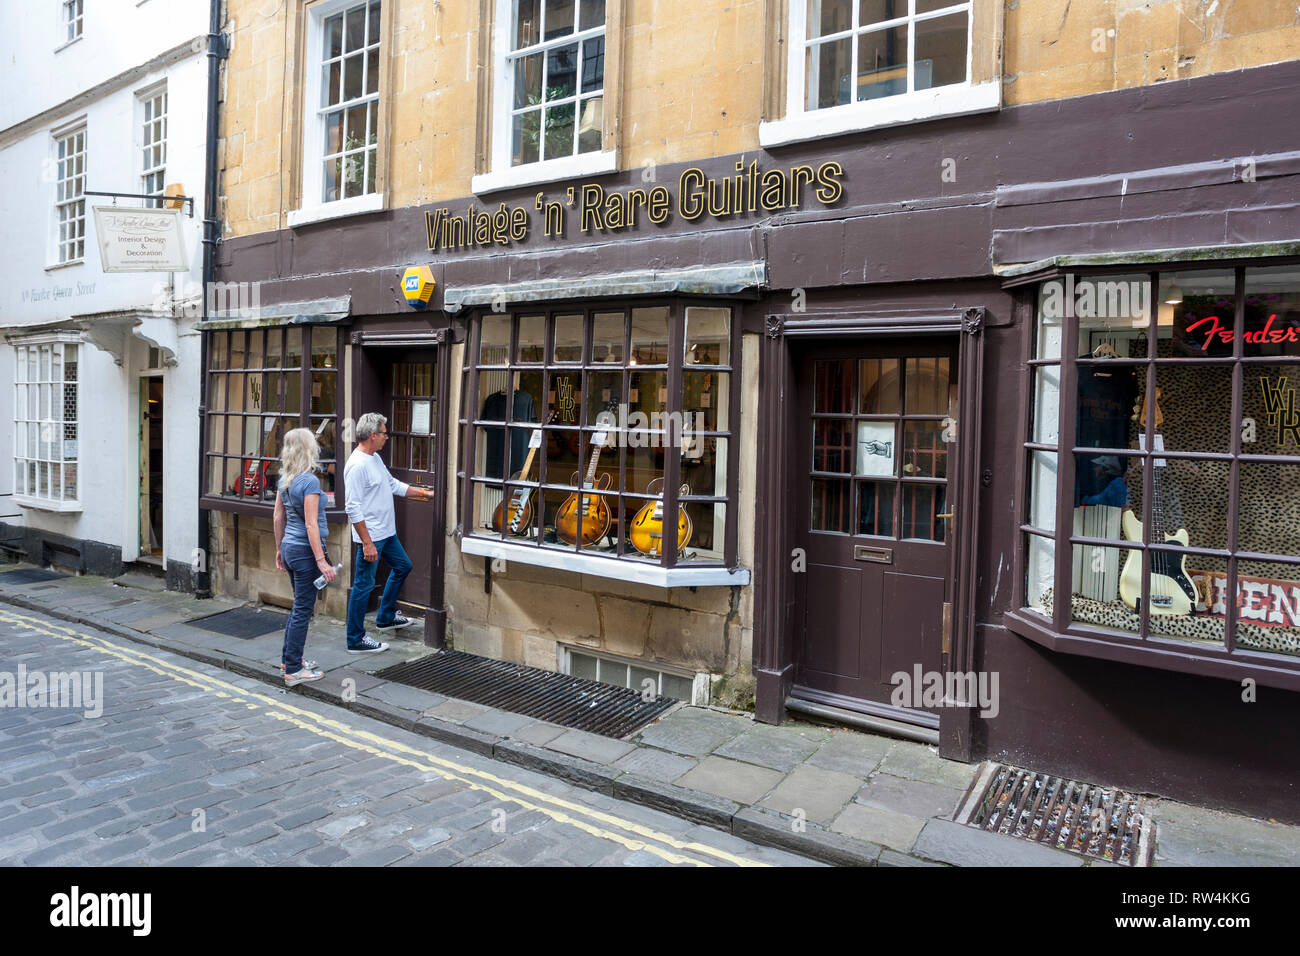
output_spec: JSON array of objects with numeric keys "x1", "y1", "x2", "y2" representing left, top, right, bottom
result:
[{"x1": 0, "y1": 607, "x2": 768, "y2": 867}]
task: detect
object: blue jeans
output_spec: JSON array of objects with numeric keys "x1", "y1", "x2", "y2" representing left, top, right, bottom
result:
[
  {"x1": 346, "y1": 535, "x2": 412, "y2": 643},
  {"x1": 280, "y1": 542, "x2": 321, "y2": 673}
]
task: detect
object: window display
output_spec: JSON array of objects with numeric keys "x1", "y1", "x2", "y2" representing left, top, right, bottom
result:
[
  {"x1": 463, "y1": 302, "x2": 736, "y2": 568},
  {"x1": 1023, "y1": 266, "x2": 1300, "y2": 662}
]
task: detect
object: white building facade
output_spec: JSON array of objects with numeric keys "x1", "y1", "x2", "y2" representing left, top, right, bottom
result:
[{"x1": 0, "y1": 0, "x2": 211, "y2": 588}]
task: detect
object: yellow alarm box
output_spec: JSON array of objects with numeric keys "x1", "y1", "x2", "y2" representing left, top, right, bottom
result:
[{"x1": 402, "y1": 265, "x2": 436, "y2": 308}]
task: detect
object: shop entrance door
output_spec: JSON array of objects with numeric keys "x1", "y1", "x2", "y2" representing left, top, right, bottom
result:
[
  {"x1": 792, "y1": 340, "x2": 957, "y2": 718},
  {"x1": 377, "y1": 351, "x2": 438, "y2": 612}
]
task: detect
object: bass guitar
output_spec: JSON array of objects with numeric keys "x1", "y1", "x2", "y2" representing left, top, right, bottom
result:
[
  {"x1": 629, "y1": 477, "x2": 692, "y2": 558},
  {"x1": 1118, "y1": 395, "x2": 1202, "y2": 615},
  {"x1": 555, "y1": 418, "x2": 615, "y2": 547},
  {"x1": 490, "y1": 412, "x2": 557, "y2": 536}
]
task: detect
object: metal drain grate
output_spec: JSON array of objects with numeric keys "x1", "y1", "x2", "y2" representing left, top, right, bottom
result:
[
  {"x1": 374, "y1": 651, "x2": 677, "y2": 739},
  {"x1": 0, "y1": 568, "x2": 69, "y2": 584},
  {"x1": 958, "y1": 764, "x2": 1153, "y2": 866},
  {"x1": 188, "y1": 606, "x2": 289, "y2": 638}
]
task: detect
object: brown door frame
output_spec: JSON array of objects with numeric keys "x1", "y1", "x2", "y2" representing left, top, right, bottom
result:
[
  {"x1": 753, "y1": 308, "x2": 986, "y2": 759},
  {"x1": 349, "y1": 326, "x2": 455, "y2": 649}
]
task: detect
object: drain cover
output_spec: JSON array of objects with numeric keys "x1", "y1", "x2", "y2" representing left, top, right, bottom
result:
[
  {"x1": 374, "y1": 650, "x2": 677, "y2": 739},
  {"x1": 0, "y1": 568, "x2": 69, "y2": 584},
  {"x1": 188, "y1": 606, "x2": 289, "y2": 639},
  {"x1": 957, "y1": 763, "x2": 1153, "y2": 866}
]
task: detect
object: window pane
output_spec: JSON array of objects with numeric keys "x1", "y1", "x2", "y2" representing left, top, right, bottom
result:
[
  {"x1": 544, "y1": 0, "x2": 575, "y2": 40},
  {"x1": 1025, "y1": 534, "x2": 1055, "y2": 616},
  {"x1": 1243, "y1": 265, "x2": 1300, "y2": 358},
  {"x1": 544, "y1": 102, "x2": 575, "y2": 160},
  {"x1": 685, "y1": 308, "x2": 730, "y2": 365},
  {"x1": 812, "y1": 478, "x2": 850, "y2": 532},
  {"x1": 570, "y1": 651, "x2": 597, "y2": 680},
  {"x1": 856, "y1": 26, "x2": 906, "y2": 101},
  {"x1": 480, "y1": 314, "x2": 511, "y2": 365},
  {"x1": 577, "y1": 95, "x2": 602, "y2": 152},
  {"x1": 579, "y1": 0, "x2": 604, "y2": 30},
  {"x1": 1160, "y1": 270, "x2": 1234, "y2": 357},
  {"x1": 814, "y1": 359, "x2": 853, "y2": 413},
  {"x1": 545, "y1": 43, "x2": 578, "y2": 99},
  {"x1": 592, "y1": 312, "x2": 623, "y2": 364},
  {"x1": 517, "y1": 315, "x2": 546, "y2": 363},
  {"x1": 1031, "y1": 366, "x2": 1060, "y2": 444},
  {"x1": 345, "y1": 5, "x2": 366, "y2": 52},
  {"x1": 814, "y1": 418, "x2": 852, "y2": 473},
  {"x1": 326, "y1": 13, "x2": 343, "y2": 57},
  {"x1": 367, "y1": 0, "x2": 381, "y2": 45},
  {"x1": 553, "y1": 314, "x2": 584, "y2": 363},
  {"x1": 1153, "y1": 363, "x2": 1232, "y2": 454},
  {"x1": 515, "y1": 52, "x2": 544, "y2": 108},
  {"x1": 311, "y1": 371, "x2": 337, "y2": 414},
  {"x1": 902, "y1": 483, "x2": 945, "y2": 541},
  {"x1": 1239, "y1": 462, "x2": 1300, "y2": 557},
  {"x1": 902, "y1": 421, "x2": 947, "y2": 478},
  {"x1": 629, "y1": 308, "x2": 668, "y2": 365},
  {"x1": 810, "y1": 0, "x2": 853, "y2": 38},
  {"x1": 858, "y1": 358, "x2": 899, "y2": 414},
  {"x1": 580, "y1": 36, "x2": 604, "y2": 93},
  {"x1": 681, "y1": 501, "x2": 725, "y2": 561},
  {"x1": 516, "y1": 0, "x2": 540, "y2": 49},
  {"x1": 343, "y1": 53, "x2": 364, "y2": 101},
  {"x1": 512, "y1": 109, "x2": 541, "y2": 166},
  {"x1": 312, "y1": 326, "x2": 338, "y2": 368},
  {"x1": 807, "y1": 37, "x2": 851, "y2": 109},
  {"x1": 1232, "y1": 558, "x2": 1300, "y2": 658},
  {"x1": 914, "y1": 11, "x2": 967, "y2": 91},
  {"x1": 681, "y1": 436, "x2": 725, "y2": 495},
  {"x1": 904, "y1": 356, "x2": 951, "y2": 415},
  {"x1": 1027, "y1": 451, "x2": 1057, "y2": 533},
  {"x1": 857, "y1": 480, "x2": 895, "y2": 536}
]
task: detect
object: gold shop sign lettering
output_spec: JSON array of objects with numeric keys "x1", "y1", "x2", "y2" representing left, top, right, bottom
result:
[{"x1": 424, "y1": 161, "x2": 845, "y2": 252}]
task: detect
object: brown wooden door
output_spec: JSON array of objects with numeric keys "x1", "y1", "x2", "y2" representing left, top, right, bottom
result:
[
  {"x1": 792, "y1": 340, "x2": 957, "y2": 717},
  {"x1": 381, "y1": 352, "x2": 438, "y2": 610}
]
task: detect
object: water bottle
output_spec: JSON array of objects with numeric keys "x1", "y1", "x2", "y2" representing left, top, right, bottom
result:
[{"x1": 314, "y1": 563, "x2": 343, "y2": 590}]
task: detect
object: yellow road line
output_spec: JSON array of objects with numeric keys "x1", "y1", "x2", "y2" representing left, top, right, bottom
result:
[{"x1": 0, "y1": 607, "x2": 769, "y2": 867}]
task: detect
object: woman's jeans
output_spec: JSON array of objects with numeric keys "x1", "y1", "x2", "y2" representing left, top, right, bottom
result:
[{"x1": 281, "y1": 542, "x2": 320, "y2": 673}]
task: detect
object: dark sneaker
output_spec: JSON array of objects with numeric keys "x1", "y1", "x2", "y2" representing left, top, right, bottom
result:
[
  {"x1": 347, "y1": 636, "x2": 389, "y2": 654},
  {"x1": 375, "y1": 614, "x2": 414, "y2": 632}
]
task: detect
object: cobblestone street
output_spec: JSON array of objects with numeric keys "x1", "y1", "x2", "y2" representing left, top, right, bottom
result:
[{"x1": 0, "y1": 607, "x2": 810, "y2": 867}]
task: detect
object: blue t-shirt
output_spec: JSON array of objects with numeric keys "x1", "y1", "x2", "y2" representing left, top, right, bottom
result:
[{"x1": 281, "y1": 472, "x2": 329, "y2": 549}]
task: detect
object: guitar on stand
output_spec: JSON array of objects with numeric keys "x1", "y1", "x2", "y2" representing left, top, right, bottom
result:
[
  {"x1": 555, "y1": 412, "x2": 615, "y2": 547},
  {"x1": 490, "y1": 411, "x2": 558, "y2": 536},
  {"x1": 629, "y1": 477, "x2": 693, "y2": 558},
  {"x1": 1119, "y1": 392, "x2": 1203, "y2": 615}
]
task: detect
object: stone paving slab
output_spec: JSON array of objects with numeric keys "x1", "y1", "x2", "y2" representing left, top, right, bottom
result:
[
  {"x1": 612, "y1": 747, "x2": 699, "y2": 783},
  {"x1": 362, "y1": 681, "x2": 446, "y2": 713},
  {"x1": 876, "y1": 740, "x2": 981, "y2": 790},
  {"x1": 673, "y1": 755, "x2": 784, "y2": 805},
  {"x1": 759, "y1": 764, "x2": 863, "y2": 825},
  {"x1": 854, "y1": 772, "x2": 968, "y2": 819},
  {"x1": 509, "y1": 721, "x2": 568, "y2": 747},
  {"x1": 546, "y1": 729, "x2": 637, "y2": 765},
  {"x1": 423, "y1": 698, "x2": 491, "y2": 723},
  {"x1": 1148, "y1": 799, "x2": 1300, "y2": 867},
  {"x1": 462, "y1": 709, "x2": 538, "y2": 737},
  {"x1": 713, "y1": 722, "x2": 830, "y2": 772},
  {"x1": 804, "y1": 731, "x2": 892, "y2": 776},
  {"x1": 912, "y1": 818, "x2": 1085, "y2": 867},
  {"x1": 830, "y1": 802, "x2": 926, "y2": 853}
]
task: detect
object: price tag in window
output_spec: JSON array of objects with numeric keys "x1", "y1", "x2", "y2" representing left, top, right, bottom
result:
[
  {"x1": 593, "y1": 430, "x2": 609, "y2": 447},
  {"x1": 700, "y1": 393, "x2": 710, "y2": 409},
  {"x1": 629, "y1": 388, "x2": 639, "y2": 403},
  {"x1": 658, "y1": 387, "x2": 667, "y2": 403},
  {"x1": 602, "y1": 389, "x2": 611, "y2": 402},
  {"x1": 528, "y1": 428, "x2": 543, "y2": 449}
]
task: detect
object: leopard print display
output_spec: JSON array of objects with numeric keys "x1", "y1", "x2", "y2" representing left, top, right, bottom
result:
[{"x1": 1041, "y1": 588, "x2": 1300, "y2": 657}]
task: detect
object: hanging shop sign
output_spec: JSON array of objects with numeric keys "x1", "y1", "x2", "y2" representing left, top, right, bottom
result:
[
  {"x1": 93, "y1": 206, "x2": 189, "y2": 272},
  {"x1": 424, "y1": 161, "x2": 845, "y2": 252}
]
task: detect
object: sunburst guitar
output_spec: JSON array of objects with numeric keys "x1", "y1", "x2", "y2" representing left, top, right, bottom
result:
[
  {"x1": 1117, "y1": 394, "x2": 1202, "y2": 615},
  {"x1": 490, "y1": 412, "x2": 558, "y2": 535},
  {"x1": 629, "y1": 478, "x2": 692, "y2": 558},
  {"x1": 555, "y1": 417, "x2": 615, "y2": 547}
]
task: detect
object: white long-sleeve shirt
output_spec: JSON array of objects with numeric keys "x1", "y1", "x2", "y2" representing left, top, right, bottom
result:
[{"x1": 344, "y1": 448, "x2": 410, "y2": 543}]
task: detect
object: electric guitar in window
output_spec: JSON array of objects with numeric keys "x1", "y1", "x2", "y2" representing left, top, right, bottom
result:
[
  {"x1": 490, "y1": 412, "x2": 558, "y2": 536},
  {"x1": 629, "y1": 477, "x2": 693, "y2": 558},
  {"x1": 555, "y1": 413, "x2": 615, "y2": 547},
  {"x1": 1118, "y1": 395, "x2": 1202, "y2": 615}
]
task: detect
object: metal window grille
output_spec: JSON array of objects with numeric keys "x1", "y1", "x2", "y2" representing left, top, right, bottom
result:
[
  {"x1": 55, "y1": 128, "x2": 86, "y2": 263},
  {"x1": 318, "y1": 0, "x2": 382, "y2": 202},
  {"x1": 141, "y1": 90, "x2": 168, "y2": 208},
  {"x1": 14, "y1": 343, "x2": 79, "y2": 503},
  {"x1": 507, "y1": 0, "x2": 605, "y2": 166}
]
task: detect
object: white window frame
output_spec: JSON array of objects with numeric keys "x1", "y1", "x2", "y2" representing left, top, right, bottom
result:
[
  {"x1": 139, "y1": 85, "x2": 168, "y2": 208},
  {"x1": 473, "y1": 0, "x2": 617, "y2": 195},
  {"x1": 559, "y1": 644, "x2": 709, "y2": 706},
  {"x1": 760, "y1": 0, "x2": 998, "y2": 149},
  {"x1": 59, "y1": 0, "x2": 83, "y2": 48},
  {"x1": 52, "y1": 123, "x2": 87, "y2": 267},
  {"x1": 290, "y1": 0, "x2": 386, "y2": 228},
  {"x1": 12, "y1": 333, "x2": 83, "y2": 513}
]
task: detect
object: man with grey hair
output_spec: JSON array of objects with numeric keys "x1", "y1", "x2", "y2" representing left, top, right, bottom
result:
[{"x1": 343, "y1": 412, "x2": 434, "y2": 652}]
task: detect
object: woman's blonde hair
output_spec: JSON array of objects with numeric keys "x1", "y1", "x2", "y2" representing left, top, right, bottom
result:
[{"x1": 279, "y1": 427, "x2": 321, "y2": 491}]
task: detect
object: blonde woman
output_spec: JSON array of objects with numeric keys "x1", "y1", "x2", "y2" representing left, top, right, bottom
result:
[{"x1": 273, "y1": 427, "x2": 337, "y2": 685}]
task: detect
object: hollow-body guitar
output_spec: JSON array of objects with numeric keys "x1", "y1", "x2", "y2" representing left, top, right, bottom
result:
[{"x1": 629, "y1": 477, "x2": 692, "y2": 558}]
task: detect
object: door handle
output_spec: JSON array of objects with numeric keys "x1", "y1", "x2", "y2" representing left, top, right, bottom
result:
[{"x1": 937, "y1": 510, "x2": 955, "y2": 519}]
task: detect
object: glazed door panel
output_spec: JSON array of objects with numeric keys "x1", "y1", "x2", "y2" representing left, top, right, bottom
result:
[
  {"x1": 793, "y1": 340, "x2": 957, "y2": 715},
  {"x1": 382, "y1": 351, "x2": 438, "y2": 610}
]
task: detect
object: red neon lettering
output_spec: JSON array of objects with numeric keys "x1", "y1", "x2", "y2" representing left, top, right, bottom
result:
[{"x1": 1184, "y1": 314, "x2": 1291, "y2": 350}]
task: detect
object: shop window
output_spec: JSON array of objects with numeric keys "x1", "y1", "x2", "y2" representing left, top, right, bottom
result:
[
  {"x1": 203, "y1": 327, "x2": 342, "y2": 507},
  {"x1": 475, "y1": 0, "x2": 616, "y2": 192},
  {"x1": 461, "y1": 302, "x2": 738, "y2": 575},
  {"x1": 13, "y1": 337, "x2": 80, "y2": 509},
  {"x1": 292, "y1": 0, "x2": 384, "y2": 224},
  {"x1": 1020, "y1": 265, "x2": 1300, "y2": 668}
]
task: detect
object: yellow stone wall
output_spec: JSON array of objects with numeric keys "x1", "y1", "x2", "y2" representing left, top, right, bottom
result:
[{"x1": 220, "y1": 0, "x2": 1300, "y2": 237}]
